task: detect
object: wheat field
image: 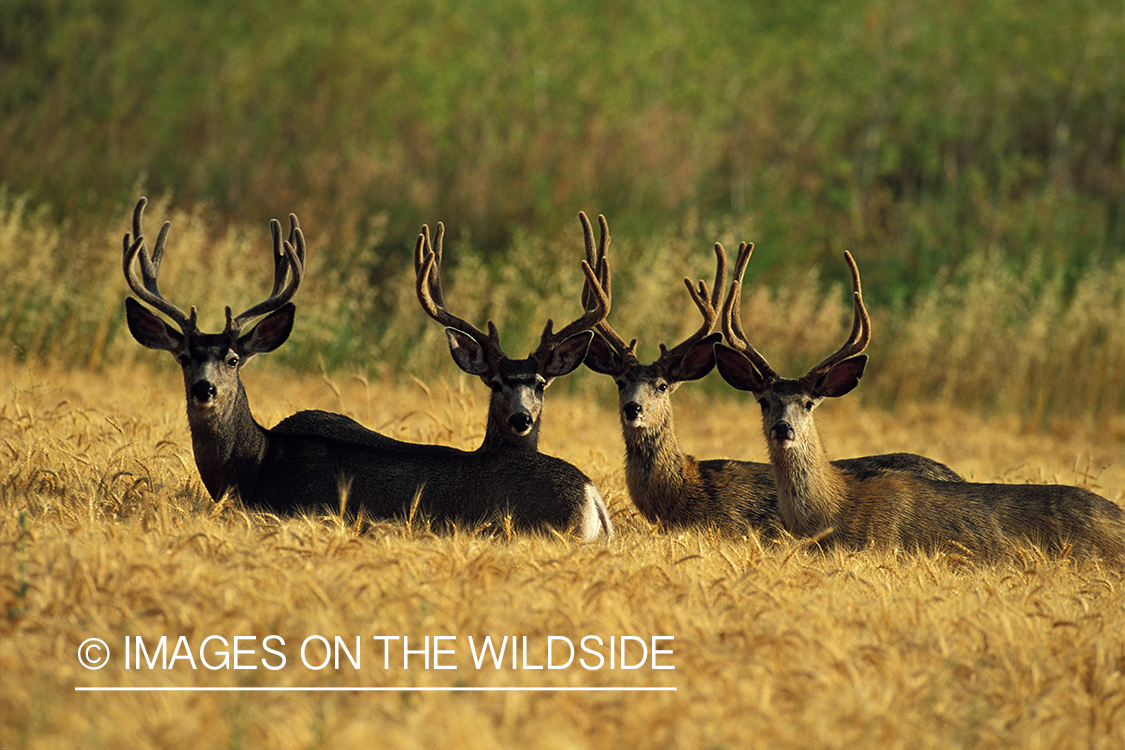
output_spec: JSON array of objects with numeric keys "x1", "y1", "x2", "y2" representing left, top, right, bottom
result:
[
  {"x1": 2, "y1": 349, "x2": 1123, "y2": 749},
  {"x1": 3, "y1": 1, "x2": 1122, "y2": 744}
]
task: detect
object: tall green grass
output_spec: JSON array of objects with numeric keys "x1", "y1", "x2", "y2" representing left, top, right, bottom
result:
[{"x1": 1, "y1": 0, "x2": 1121, "y2": 293}]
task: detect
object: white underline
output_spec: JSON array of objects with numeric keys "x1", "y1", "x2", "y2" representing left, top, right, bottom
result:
[{"x1": 76, "y1": 686, "x2": 675, "y2": 692}]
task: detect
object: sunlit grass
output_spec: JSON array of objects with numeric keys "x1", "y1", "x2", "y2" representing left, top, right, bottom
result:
[
  {"x1": 1, "y1": 355, "x2": 1123, "y2": 747},
  {"x1": 2, "y1": 1, "x2": 1122, "y2": 743},
  {"x1": 3, "y1": 196, "x2": 1122, "y2": 428}
]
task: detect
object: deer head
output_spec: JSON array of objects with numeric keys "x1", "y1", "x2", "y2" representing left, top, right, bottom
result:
[
  {"x1": 123, "y1": 197, "x2": 305, "y2": 426},
  {"x1": 714, "y1": 242, "x2": 869, "y2": 454},
  {"x1": 583, "y1": 240, "x2": 726, "y2": 433},
  {"x1": 414, "y1": 214, "x2": 609, "y2": 450}
]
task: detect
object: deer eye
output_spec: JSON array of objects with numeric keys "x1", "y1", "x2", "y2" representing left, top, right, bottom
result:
[
  {"x1": 757, "y1": 399, "x2": 768, "y2": 412},
  {"x1": 225, "y1": 354, "x2": 239, "y2": 369},
  {"x1": 656, "y1": 382, "x2": 668, "y2": 394},
  {"x1": 804, "y1": 400, "x2": 815, "y2": 411}
]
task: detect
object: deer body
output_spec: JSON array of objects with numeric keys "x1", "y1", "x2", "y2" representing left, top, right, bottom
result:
[
  {"x1": 261, "y1": 414, "x2": 607, "y2": 535},
  {"x1": 715, "y1": 244, "x2": 1125, "y2": 564},
  {"x1": 619, "y1": 420, "x2": 778, "y2": 531},
  {"x1": 761, "y1": 403, "x2": 1124, "y2": 560},
  {"x1": 585, "y1": 241, "x2": 962, "y2": 535},
  {"x1": 612, "y1": 373, "x2": 961, "y2": 533},
  {"x1": 123, "y1": 198, "x2": 611, "y2": 539},
  {"x1": 173, "y1": 390, "x2": 607, "y2": 534}
]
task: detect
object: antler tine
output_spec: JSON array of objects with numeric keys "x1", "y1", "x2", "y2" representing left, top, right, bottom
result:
[
  {"x1": 268, "y1": 213, "x2": 305, "y2": 298},
  {"x1": 574, "y1": 212, "x2": 635, "y2": 359},
  {"x1": 723, "y1": 241, "x2": 754, "y2": 349},
  {"x1": 536, "y1": 212, "x2": 613, "y2": 356},
  {"x1": 578, "y1": 212, "x2": 609, "y2": 312},
  {"x1": 228, "y1": 215, "x2": 306, "y2": 333},
  {"x1": 414, "y1": 223, "x2": 448, "y2": 310},
  {"x1": 720, "y1": 241, "x2": 777, "y2": 380},
  {"x1": 413, "y1": 225, "x2": 430, "y2": 291},
  {"x1": 804, "y1": 250, "x2": 871, "y2": 379},
  {"x1": 414, "y1": 222, "x2": 502, "y2": 362},
  {"x1": 122, "y1": 197, "x2": 196, "y2": 332},
  {"x1": 656, "y1": 240, "x2": 729, "y2": 364},
  {"x1": 546, "y1": 258, "x2": 611, "y2": 338},
  {"x1": 840, "y1": 251, "x2": 868, "y2": 350},
  {"x1": 591, "y1": 280, "x2": 637, "y2": 362}
]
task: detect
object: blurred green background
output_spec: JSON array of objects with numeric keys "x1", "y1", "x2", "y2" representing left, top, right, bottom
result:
[{"x1": 1, "y1": 0, "x2": 1122, "y2": 424}]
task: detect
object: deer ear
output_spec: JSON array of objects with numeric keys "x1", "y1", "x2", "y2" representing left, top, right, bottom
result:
[
  {"x1": 445, "y1": 328, "x2": 490, "y2": 375},
  {"x1": 583, "y1": 332, "x2": 623, "y2": 376},
  {"x1": 543, "y1": 330, "x2": 593, "y2": 378},
  {"x1": 815, "y1": 355, "x2": 867, "y2": 398},
  {"x1": 239, "y1": 303, "x2": 295, "y2": 355},
  {"x1": 125, "y1": 297, "x2": 184, "y2": 352},
  {"x1": 668, "y1": 332, "x2": 721, "y2": 382},
  {"x1": 714, "y1": 342, "x2": 768, "y2": 393}
]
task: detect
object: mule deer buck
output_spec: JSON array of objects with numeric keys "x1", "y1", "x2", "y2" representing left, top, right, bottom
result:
[
  {"x1": 413, "y1": 214, "x2": 607, "y2": 453},
  {"x1": 123, "y1": 197, "x2": 612, "y2": 539},
  {"x1": 714, "y1": 242, "x2": 1125, "y2": 564},
  {"x1": 582, "y1": 238, "x2": 962, "y2": 534}
]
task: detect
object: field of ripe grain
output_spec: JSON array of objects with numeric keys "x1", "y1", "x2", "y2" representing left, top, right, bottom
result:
[
  {"x1": 2, "y1": 355, "x2": 1123, "y2": 749},
  {"x1": 3, "y1": 1, "x2": 1122, "y2": 743}
]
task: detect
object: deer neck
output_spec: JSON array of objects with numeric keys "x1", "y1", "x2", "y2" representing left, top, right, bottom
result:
[
  {"x1": 767, "y1": 420, "x2": 846, "y2": 538},
  {"x1": 478, "y1": 371, "x2": 544, "y2": 452},
  {"x1": 479, "y1": 407, "x2": 541, "y2": 452},
  {"x1": 184, "y1": 379, "x2": 270, "y2": 501},
  {"x1": 621, "y1": 408, "x2": 700, "y2": 525}
]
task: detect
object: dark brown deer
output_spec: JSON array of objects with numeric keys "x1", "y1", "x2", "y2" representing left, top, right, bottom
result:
[
  {"x1": 413, "y1": 214, "x2": 608, "y2": 452},
  {"x1": 714, "y1": 242, "x2": 1125, "y2": 564},
  {"x1": 123, "y1": 198, "x2": 612, "y2": 539},
  {"x1": 582, "y1": 239, "x2": 962, "y2": 535}
]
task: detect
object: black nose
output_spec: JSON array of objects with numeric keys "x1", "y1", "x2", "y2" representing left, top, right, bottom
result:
[
  {"x1": 770, "y1": 421, "x2": 795, "y2": 442},
  {"x1": 508, "y1": 413, "x2": 534, "y2": 433},
  {"x1": 623, "y1": 402, "x2": 643, "y2": 421},
  {"x1": 191, "y1": 381, "x2": 217, "y2": 403}
]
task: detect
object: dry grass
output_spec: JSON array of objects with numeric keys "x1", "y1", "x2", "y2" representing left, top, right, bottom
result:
[
  {"x1": 2, "y1": 355, "x2": 1123, "y2": 749},
  {"x1": 4, "y1": 196, "x2": 1124, "y2": 428}
]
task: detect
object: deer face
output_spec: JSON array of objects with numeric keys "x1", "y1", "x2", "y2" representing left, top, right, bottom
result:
[
  {"x1": 125, "y1": 298, "x2": 294, "y2": 421},
  {"x1": 485, "y1": 358, "x2": 550, "y2": 438},
  {"x1": 750, "y1": 379, "x2": 823, "y2": 451},
  {"x1": 445, "y1": 327, "x2": 594, "y2": 442},
  {"x1": 608, "y1": 362, "x2": 678, "y2": 430},
  {"x1": 585, "y1": 332, "x2": 719, "y2": 433},
  {"x1": 175, "y1": 333, "x2": 244, "y2": 416},
  {"x1": 715, "y1": 343, "x2": 867, "y2": 453}
]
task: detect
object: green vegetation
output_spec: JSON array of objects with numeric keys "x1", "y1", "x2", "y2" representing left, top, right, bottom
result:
[{"x1": 0, "y1": 0, "x2": 1122, "y2": 424}]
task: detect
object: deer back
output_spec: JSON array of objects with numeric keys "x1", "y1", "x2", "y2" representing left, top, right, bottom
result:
[
  {"x1": 825, "y1": 471, "x2": 1125, "y2": 564},
  {"x1": 258, "y1": 411, "x2": 611, "y2": 537}
]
